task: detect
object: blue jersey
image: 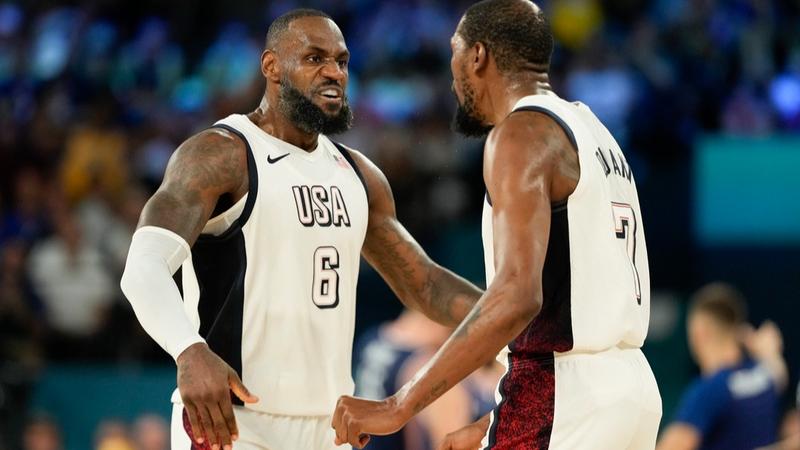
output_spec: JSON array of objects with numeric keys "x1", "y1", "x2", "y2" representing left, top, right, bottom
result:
[
  {"x1": 674, "y1": 359, "x2": 779, "y2": 450},
  {"x1": 353, "y1": 326, "x2": 415, "y2": 450}
]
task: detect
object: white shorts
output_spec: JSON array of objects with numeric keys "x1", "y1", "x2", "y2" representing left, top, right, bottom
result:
[
  {"x1": 481, "y1": 347, "x2": 662, "y2": 449},
  {"x1": 171, "y1": 403, "x2": 349, "y2": 450}
]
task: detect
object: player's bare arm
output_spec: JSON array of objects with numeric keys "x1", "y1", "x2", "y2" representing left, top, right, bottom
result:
[
  {"x1": 139, "y1": 128, "x2": 248, "y2": 243},
  {"x1": 130, "y1": 128, "x2": 257, "y2": 449},
  {"x1": 345, "y1": 149, "x2": 483, "y2": 327},
  {"x1": 332, "y1": 112, "x2": 579, "y2": 448}
]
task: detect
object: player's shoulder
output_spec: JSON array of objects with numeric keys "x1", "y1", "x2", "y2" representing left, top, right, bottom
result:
[
  {"x1": 484, "y1": 110, "x2": 566, "y2": 175},
  {"x1": 162, "y1": 125, "x2": 248, "y2": 192},
  {"x1": 172, "y1": 126, "x2": 247, "y2": 166},
  {"x1": 495, "y1": 106, "x2": 573, "y2": 148},
  {"x1": 330, "y1": 142, "x2": 391, "y2": 205},
  {"x1": 688, "y1": 371, "x2": 733, "y2": 403},
  {"x1": 331, "y1": 142, "x2": 375, "y2": 174}
]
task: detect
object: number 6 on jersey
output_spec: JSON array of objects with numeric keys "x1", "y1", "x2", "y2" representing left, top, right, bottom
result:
[
  {"x1": 313, "y1": 246, "x2": 340, "y2": 308},
  {"x1": 611, "y1": 202, "x2": 642, "y2": 304}
]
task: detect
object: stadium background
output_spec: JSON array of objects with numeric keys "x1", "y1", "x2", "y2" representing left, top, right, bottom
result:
[{"x1": 0, "y1": 0, "x2": 798, "y2": 448}]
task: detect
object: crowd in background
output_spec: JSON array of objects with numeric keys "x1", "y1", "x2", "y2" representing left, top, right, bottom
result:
[{"x1": 0, "y1": 0, "x2": 799, "y2": 448}]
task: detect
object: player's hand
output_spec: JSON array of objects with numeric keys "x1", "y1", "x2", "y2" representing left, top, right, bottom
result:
[
  {"x1": 742, "y1": 320, "x2": 783, "y2": 359},
  {"x1": 177, "y1": 343, "x2": 259, "y2": 450},
  {"x1": 438, "y1": 414, "x2": 490, "y2": 450},
  {"x1": 331, "y1": 395, "x2": 407, "y2": 448}
]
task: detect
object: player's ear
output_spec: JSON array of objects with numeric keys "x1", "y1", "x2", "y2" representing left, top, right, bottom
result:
[
  {"x1": 261, "y1": 50, "x2": 281, "y2": 82},
  {"x1": 472, "y1": 42, "x2": 489, "y2": 74}
]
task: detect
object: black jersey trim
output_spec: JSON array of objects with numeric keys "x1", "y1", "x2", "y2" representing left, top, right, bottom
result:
[
  {"x1": 198, "y1": 124, "x2": 259, "y2": 243},
  {"x1": 484, "y1": 352, "x2": 512, "y2": 449},
  {"x1": 191, "y1": 229, "x2": 247, "y2": 405},
  {"x1": 511, "y1": 105, "x2": 578, "y2": 153},
  {"x1": 173, "y1": 267, "x2": 183, "y2": 298},
  {"x1": 333, "y1": 142, "x2": 370, "y2": 204}
]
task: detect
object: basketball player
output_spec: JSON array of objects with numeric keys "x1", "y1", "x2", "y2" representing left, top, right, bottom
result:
[
  {"x1": 353, "y1": 309, "x2": 499, "y2": 450},
  {"x1": 657, "y1": 283, "x2": 786, "y2": 450},
  {"x1": 332, "y1": 1, "x2": 662, "y2": 449},
  {"x1": 119, "y1": 9, "x2": 482, "y2": 450}
]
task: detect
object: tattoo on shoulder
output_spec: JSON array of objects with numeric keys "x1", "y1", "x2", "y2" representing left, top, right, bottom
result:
[
  {"x1": 169, "y1": 129, "x2": 246, "y2": 194},
  {"x1": 140, "y1": 129, "x2": 246, "y2": 238}
]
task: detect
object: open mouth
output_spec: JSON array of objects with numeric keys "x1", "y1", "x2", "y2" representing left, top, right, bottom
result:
[{"x1": 317, "y1": 88, "x2": 342, "y2": 100}]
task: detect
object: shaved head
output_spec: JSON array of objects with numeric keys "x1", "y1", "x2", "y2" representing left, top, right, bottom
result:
[{"x1": 265, "y1": 8, "x2": 332, "y2": 50}]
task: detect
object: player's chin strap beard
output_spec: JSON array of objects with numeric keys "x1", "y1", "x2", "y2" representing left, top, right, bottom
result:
[
  {"x1": 277, "y1": 79, "x2": 353, "y2": 135},
  {"x1": 451, "y1": 77, "x2": 493, "y2": 138}
]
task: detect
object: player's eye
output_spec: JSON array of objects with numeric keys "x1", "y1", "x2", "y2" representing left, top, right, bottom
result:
[
  {"x1": 307, "y1": 55, "x2": 322, "y2": 64},
  {"x1": 337, "y1": 59, "x2": 348, "y2": 69}
]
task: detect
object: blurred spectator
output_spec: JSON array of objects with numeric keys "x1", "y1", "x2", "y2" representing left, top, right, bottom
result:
[
  {"x1": 22, "y1": 415, "x2": 63, "y2": 450},
  {"x1": 59, "y1": 94, "x2": 129, "y2": 206},
  {"x1": 0, "y1": 168, "x2": 50, "y2": 247},
  {"x1": 657, "y1": 283, "x2": 787, "y2": 450},
  {"x1": 0, "y1": 239, "x2": 43, "y2": 449},
  {"x1": 721, "y1": 83, "x2": 775, "y2": 134},
  {"x1": 26, "y1": 208, "x2": 114, "y2": 360},
  {"x1": 94, "y1": 420, "x2": 135, "y2": 450},
  {"x1": 131, "y1": 414, "x2": 168, "y2": 450}
]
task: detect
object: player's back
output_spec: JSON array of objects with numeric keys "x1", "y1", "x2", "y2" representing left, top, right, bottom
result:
[
  {"x1": 482, "y1": 92, "x2": 650, "y2": 357},
  {"x1": 481, "y1": 93, "x2": 661, "y2": 449}
]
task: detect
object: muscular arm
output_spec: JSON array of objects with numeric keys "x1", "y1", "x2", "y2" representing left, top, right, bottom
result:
[
  {"x1": 333, "y1": 113, "x2": 577, "y2": 447},
  {"x1": 122, "y1": 127, "x2": 254, "y2": 448},
  {"x1": 346, "y1": 150, "x2": 482, "y2": 327},
  {"x1": 390, "y1": 113, "x2": 558, "y2": 416},
  {"x1": 138, "y1": 127, "x2": 248, "y2": 243}
]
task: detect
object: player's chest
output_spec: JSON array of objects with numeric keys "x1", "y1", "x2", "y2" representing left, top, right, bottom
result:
[{"x1": 252, "y1": 159, "x2": 368, "y2": 235}]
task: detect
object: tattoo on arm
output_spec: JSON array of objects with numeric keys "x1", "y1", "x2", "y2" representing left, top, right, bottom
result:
[
  {"x1": 365, "y1": 218, "x2": 481, "y2": 326},
  {"x1": 412, "y1": 380, "x2": 448, "y2": 414},
  {"x1": 453, "y1": 305, "x2": 482, "y2": 339},
  {"x1": 138, "y1": 129, "x2": 246, "y2": 245},
  {"x1": 352, "y1": 147, "x2": 482, "y2": 326}
]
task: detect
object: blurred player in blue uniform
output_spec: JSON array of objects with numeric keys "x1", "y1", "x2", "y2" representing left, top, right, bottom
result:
[
  {"x1": 353, "y1": 309, "x2": 499, "y2": 449},
  {"x1": 657, "y1": 283, "x2": 788, "y2": 450}
]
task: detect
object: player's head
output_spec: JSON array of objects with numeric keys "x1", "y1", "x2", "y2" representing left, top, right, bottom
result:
[
  {"x1": 262, "y1": 9, "x2": 352, "y2": 135},
  {"x1": 687, "y1": 282, "x2": 747, "y2": 358},
  {"x1": 450, "y1": 0, "x2": 553, "y2": 137}
]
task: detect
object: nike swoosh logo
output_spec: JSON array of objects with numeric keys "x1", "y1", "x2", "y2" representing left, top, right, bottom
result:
[{"x1": 267, "y1": 153, "x2": 290, "y2": 164}]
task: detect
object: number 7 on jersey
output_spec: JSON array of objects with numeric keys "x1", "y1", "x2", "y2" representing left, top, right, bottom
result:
[{"x1": 611, "y1": 202, "x2": 642, "y2": 305}]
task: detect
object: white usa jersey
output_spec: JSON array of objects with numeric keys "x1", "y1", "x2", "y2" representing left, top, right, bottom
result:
[
  {"x1": 482, "y1": 93, "x2": 650, "y2": 361},
  {"x1": 170, "y1": 114, "x2": 369, "y2": 416}
]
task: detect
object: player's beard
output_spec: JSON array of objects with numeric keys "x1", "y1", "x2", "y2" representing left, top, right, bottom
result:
[
  {"x1": 278, "y1": 78, "x2": 353, "y2": 135},
  {"x1": 452, "y1": 75, "x2": 493, "y2": 138}
]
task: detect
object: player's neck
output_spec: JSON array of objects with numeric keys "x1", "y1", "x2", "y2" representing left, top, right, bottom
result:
[
  {"x1": 699, "y1": 340, "x2": 742, "y2": 375},
  {"x1": 489, "y1": 73, "x2": 554, "y2": 124},
  {"x1": 249, "y1": 97, "x2": 319, "y2": 152}
]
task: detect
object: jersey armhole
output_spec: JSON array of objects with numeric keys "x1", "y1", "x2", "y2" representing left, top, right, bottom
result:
[
  {"x1": 197, "y1": 123, "x2": 259, "y2": 242},
  {"x1": 333, "y1": 141, "x2": 370, "y2": 204},
  {"x1": 510, "y1": 106, "x2": 578, "y2": 152},
  {"x1": 509, "y1": 104, "x2": 588, "y2": 205}
]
